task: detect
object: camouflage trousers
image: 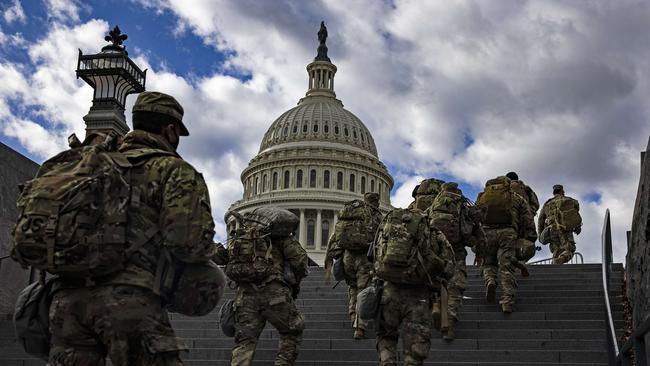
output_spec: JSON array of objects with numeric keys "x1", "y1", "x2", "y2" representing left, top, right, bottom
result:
[
  {"x1": 343, "y1": 250, "x2": 373, "y2": 331},
  {"x1": 548, "y1": 230, "x2": 576, "y2": 264},
  {"x1": 48, "y1": 285, "x2": 185, "y2": 366},
  {"x1": 376, "y1": 282, "x2": 434, "y2": 366},
  {"x1": 231, "y1": 281, "x2": 305, "y2": 366},
  {"x1": 481, "y1": 228, "x2": 518, "y2": 306},
  {"x1": 447, "y1": 247, "x2": 468, "y2": 321}
]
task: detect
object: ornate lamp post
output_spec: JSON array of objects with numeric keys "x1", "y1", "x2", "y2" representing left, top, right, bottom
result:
[{"x1": 76, "y1": 26, "x2": 146, "y2": 137}]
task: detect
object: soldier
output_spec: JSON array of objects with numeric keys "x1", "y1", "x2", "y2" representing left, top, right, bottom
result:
[
  {"x1": 226, "y1": 208, "x2": 309, "y2": 366},
  {"x1": 505, "y1": 172, "x2": 540, "y2": 215},
  {"x1": 426, "y1": 182, "x2": 480, "y2": 340},
  {"x1": 43, "y1": 91, "x2": 224, "y2": 365},
  {"x1": 326, "y1": 192, "x2": 383, "y2": 339},
  {"x1": 374, "y1": 208, "x2": 455, "y2": 366},
  {"x1": 538, "y1": 185, "x2": 582, "y2": 264},
  {"x1": 476, "y1": 176, "x2": 537, "y2": 313}
]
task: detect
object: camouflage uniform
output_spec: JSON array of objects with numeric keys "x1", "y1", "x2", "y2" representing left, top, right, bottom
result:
[
  {"x1": 326, "y1": 193, "x2": 382, "y2": 338},
  {"x1": 538, "y1": 190, "x2": 581, "y2": 264},
  {"x1": 478, "y1": 187, "x2": 536, "y2": 311},
  {"x1": 424, "y1": 182, "x2": 478, "y2": 340},
  {"x1": 376, "y1": 213, "x2": 455, "y2": 366},
  {"x1": 48, "y1": 93, "x2": 221, "y2": 366},
  {"x1": 231, "y1": 236, "x2": 308, "y2": 366}
]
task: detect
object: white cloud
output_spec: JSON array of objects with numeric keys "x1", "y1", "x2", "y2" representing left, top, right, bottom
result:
[
  {"x1": 44, "y1": 0, "x2": 81, "y2": 23},
  {"x1": 3, "y1": 0, "x2": 26, "y2": 24},
  {"x1": 2, "y1": 118, "x2": 65, "y2": 157}
]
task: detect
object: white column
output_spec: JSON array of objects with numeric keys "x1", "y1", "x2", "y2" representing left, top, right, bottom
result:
[
  {"x1": 299, "y1": 209, "x2": 307, "y2": 246},
  {"x1": 315, "y1": 209, "x2": 323, "y2": 250}
]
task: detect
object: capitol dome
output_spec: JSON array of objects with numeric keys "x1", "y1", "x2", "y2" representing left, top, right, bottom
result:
[
  {"x1": 229, "y1": 23, "x2": 394, "y2": 264},
  {"x1": 259, "y1": 96, "x2": 379, "y2": 157}
]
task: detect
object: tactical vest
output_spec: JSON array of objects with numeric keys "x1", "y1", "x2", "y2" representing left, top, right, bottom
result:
[
  {"x1": 12, "y1": 137, "x2": 172, "y2": 279},
  {"x1": 335, "y1": 200, "x2": 381, "y2": 251},
  {"x1": 476, "y1": 177, "x2": 514, "y2": 227}
]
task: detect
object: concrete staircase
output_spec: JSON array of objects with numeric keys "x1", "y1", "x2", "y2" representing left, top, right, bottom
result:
[{"x1": 0, "y1": 263, "x2": 624, "y2": 365}]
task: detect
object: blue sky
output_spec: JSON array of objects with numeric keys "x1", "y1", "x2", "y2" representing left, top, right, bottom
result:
[{"x1": 2, "y1": 0, "x2": 649, "y2": 262}]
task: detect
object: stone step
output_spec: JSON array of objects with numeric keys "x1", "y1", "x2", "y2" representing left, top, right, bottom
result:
[
  {"x1": 170, "y1": 318, "x2": 611, "y2": 329},
  {"x1": 0, "y1": 359, "x2": 610, "y2": 366},
  {"x1": 0, "y1": 337, "x2": 607, "y2": 353},
  {"x1": 170, "y1": 328, "x2": 607, "y2": 340},
  {"x1": 171, "y1": 311, "x2": 610, "y2": 322},
  {"x1": 175, "y1": 348, "x2": 608, "y2": 363}
]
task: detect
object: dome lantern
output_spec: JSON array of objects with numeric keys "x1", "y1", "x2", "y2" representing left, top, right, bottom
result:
[{"x1": 304, "y1": 21, "x2": 337, "y2": 99}]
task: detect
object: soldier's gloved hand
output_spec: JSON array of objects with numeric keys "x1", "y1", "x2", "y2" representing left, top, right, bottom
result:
[
  {"x1": 574, "y1": 227, "x2": 581, "y2": 235},
  {"x1": 291, "y1": 285, "x2": 300, "y2": 300}
]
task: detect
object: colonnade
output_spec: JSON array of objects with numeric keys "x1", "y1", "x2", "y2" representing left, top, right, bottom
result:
[{"x1": 297, "y1": 208, "x2": 338, "y2": 250}]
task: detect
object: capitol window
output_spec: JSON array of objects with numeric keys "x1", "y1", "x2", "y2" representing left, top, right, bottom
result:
[
  {"x1": 313, "y1": 124, "x2": 318, "y2": 133},
  {"x1": 283, "y1": 127, "x2": 288, "y2": 136},
  {"x1": 303, "y1": 123, "x2": 308, "y2": 133},
  {"x1": 361, "y1": 176, "x2": 366, "y2": 194},
  {"x1": 307, "y1": 219, "x2": 315, "y2": 248},
  {"x1": 324, "y1": 170, "x2": 330, "y2": 188},
  {"x1": 324, "y1": 124, "x2": 329, "y2": 133},
  {"x1": 371, "y1": 179, "x2": 375, "y2": 192},
  {"x1": 284, "y1": 171, "x2": 290, "y2": 189},
  {"x1": 310, "y1": 169, "x2": 316, "y2": 188},
  {"x1": 297, "y1": 170, "x2": 303, "y2": 188},
  {"x1": 262, "y1": 174, "x2": 267, "y2": 192},
  {"x1": 337, "y1": 172, "x2": 343, "y2": 190},
  {"x1": 344, "y1": 127, "x2": 349, "y2": 136},
  {"x1": 273, "y1": 172, "x2": 278, "y2": 190},
  {"x1": 322, "y1": 220, "x2": 330, "y2": 247},
  {"x1": 349, "y1": 174, "x2": 355, "y2": 192},
  {"x1": 353, "y1": 129, "x2": 357, "y2": 139},
  {"x1": 334, "y1": 125, "x2": 339, "y2": 134},
  {"x1": 293, "y1": 125, "x2": 298, "y2": 134}
]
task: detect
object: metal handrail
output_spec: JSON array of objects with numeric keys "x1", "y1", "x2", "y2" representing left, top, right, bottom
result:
[
  {"x1": 528, "y1": 251, "x2": 584, "y2": 265},
  {"x1": 602, "y1": 209, "x2": 619, "y2": 365}
]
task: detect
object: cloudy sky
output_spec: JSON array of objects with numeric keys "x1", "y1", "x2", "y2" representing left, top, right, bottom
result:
[{"x1": 1, "y1": 0, "x2": 648, "y2": 263}]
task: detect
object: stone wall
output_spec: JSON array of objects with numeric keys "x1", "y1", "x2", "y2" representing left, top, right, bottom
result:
[
  {"x1": 0, "y1": 143, "x2": 39, "y2": 315},
  {"x1": 627, "y1": 136, "x2": 650, "y2": 362}
]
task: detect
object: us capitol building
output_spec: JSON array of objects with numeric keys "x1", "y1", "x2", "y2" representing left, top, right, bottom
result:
[{"x1": 228, "y1": 23, "x2": 394, "y2": 264}]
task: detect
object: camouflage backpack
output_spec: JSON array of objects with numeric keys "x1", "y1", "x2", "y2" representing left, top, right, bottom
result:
[
  {"x1": 11, "y1": 137, "x2": 172, "y2": 278},
  {"x1": 547, "y1": 196, "x2": 582, "y2": 231},
  {"x1": 427, "y1": 182, "x2": 467, "y2": 245},
  {"x1": 335, "y1": 200, "x2": 380, "y2": 251},
  {"x1": 414, "y1": 178, "x2": 445, "y2": 211},
  {"x1": 224, "y1": 208, "x2": 298, "y2": 284},
  {"x1": 476, "y1": 176, "x2": 514, "y2": 227},
  {"x1": 374, "y1": 209, "x2": 443, "y2": 285}
]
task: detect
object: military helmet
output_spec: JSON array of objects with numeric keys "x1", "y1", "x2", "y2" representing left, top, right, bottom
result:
[
  {"x1": 167, "y1": 260, "x2": 226, "y2": 316},
  {"x1": 132, "y1": 91, "x2": 190, "y2": 136},
  {"x1": 553, "y1": 184, "x2": 564, "y2": 194}
]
